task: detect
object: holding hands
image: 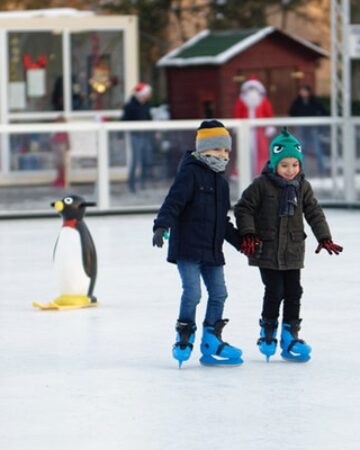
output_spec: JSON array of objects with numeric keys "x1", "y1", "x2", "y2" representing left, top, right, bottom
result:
[{"x1": 240, "y1": 234, "x2": 262, "y2": 257}]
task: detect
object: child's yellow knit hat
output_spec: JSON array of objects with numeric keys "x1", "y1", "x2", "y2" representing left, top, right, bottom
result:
[{"x1": 196, "y1": 120, "x2": 232, "y2": 153}]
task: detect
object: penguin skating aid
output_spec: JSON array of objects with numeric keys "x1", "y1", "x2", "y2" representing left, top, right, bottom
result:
[{"x1": 33, "y1": 195, "x2": 98, "y2": 310}]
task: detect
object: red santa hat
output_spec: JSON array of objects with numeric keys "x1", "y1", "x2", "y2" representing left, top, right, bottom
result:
[
  {"x1": 134, "y1": 82, "x2": 152, "y2": 99},
  {"x1": 240, "y1": 76, "x2": 266, "y2": 95}
]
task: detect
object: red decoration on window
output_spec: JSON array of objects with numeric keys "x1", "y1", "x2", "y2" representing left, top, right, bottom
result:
[{"x1": 23, "y1": 54, "x2": 48, "y2": 70}]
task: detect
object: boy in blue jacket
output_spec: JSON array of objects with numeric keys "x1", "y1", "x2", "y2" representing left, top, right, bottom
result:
[{"x1": 153, "y1": 120, "x2": 242, "y2": 367}]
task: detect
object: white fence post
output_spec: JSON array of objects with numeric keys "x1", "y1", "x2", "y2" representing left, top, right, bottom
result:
[
  {"x1": 236, "y1": 120, "x2": 252, "y2": 197},
  {"x1": 343, "y1": 119, "x2": 356, "y2": 203},
  {"x1": 97, "y1": 124, "x2": 110, "y2": 210}
]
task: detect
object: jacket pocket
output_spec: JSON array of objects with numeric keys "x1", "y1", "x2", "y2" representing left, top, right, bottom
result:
[
  {"x1": 287, "y1": 231, "x2": 306, "y2": 261},
  {"x1": 258, "y1": 229, "x2": 276, "y2": 260},
  {"x1": 290, "y1": 231, "x2": 307, "y2": 241},
  {"x1": 196, "y1": 185, "x2": 215, "y2": 226}
]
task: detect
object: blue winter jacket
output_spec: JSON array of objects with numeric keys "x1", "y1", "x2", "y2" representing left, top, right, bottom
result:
[{"x1": 153, "y1": 152, "x2": 241, "y2": 265}]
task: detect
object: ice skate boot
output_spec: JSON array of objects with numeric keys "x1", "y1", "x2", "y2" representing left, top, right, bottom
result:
[
  {"x1": 280, "y1": 319, "x2": 311, "y2": 362},
  {"x1": 200, "y1": 319, "x2": 243, "y2": 366},
  {"x1": 257, "y1": 318, "x2": 278, "y2": 362},
  {"x1": 172, "y1": 321, "x2": 197, "y2": 368}
]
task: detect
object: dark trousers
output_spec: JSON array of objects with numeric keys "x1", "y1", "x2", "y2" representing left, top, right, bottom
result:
[{"x1": 259, "y1": 268, "x2": 303, "y2": 322}]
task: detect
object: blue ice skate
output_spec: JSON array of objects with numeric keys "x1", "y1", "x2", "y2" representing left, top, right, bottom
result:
[
  {"x1": 172, "y1": 321, "x2": 196, "y2": 368},
  {"x1": 257, "y1": 318, "x2": 278, "y2": 362},
  {"x1": 280, "y1": 320, "x2": 311, "y2": 362},
  {"x1": 200, "y1": 319, "x2": 243, "y2": 366}
]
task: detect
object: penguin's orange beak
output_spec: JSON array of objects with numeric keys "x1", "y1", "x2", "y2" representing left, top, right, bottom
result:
[{"x1": 53, "y1": 201, "x2": 64, "y2": 212}]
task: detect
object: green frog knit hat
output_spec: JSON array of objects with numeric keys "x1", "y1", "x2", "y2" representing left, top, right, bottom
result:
[{"x1": 269, "y1": 127, "x2": 303, "y2": 171}]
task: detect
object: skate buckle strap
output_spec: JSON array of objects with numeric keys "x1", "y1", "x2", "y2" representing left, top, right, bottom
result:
[
  {"x1": 205, "y1": 319, "x2": 231, "y2": 356},
  {"x1": 287, "y1": 338, "x2": 306, "y2": 353},
  {"x1": 211, "y1": 318, "x2": 229, "y2": 338},
  {"x1": 207, "y1": 328, "x2": 229, "y2": 355},
  {"x1": 259, "y1": 319, "x2": 278, "y2": 345},
  {"x1": 257, "y1": 336, "x2": 278, "y2": 346},
  {"x1": 175, "y1": 321, "x2": 196, "y2": 350},
  {"x1": 216, "y1": 341, "x2": 230, "y2": 356},
  {"x1": 175, "y1": 341, "x2": 194, "y2": 350}
]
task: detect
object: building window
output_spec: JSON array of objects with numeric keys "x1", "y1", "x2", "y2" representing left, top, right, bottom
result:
[
  {"x1": 8, "y1": 31, "x2": 63, "y2": 113},
  {"x1": 70, "y1": 31, "x2": 124, "y2": 111}
]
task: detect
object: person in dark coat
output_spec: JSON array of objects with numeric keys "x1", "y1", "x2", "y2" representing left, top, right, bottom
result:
[
  {"x1": 122, "y1": 82, "x2": 153, "y2": 193},
  {"x1": 288, "y1": 84, "x2": 327, "y2": 174},
  {"x1": 152, "y1": 120, "x2": 243, "y2": 367},
  {"x1": 234, "y1": 127, "x2": 342, "y2": 362}
]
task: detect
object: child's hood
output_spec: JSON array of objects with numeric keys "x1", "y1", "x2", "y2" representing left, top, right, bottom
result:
[{"x1": 179, "y1": 150, "x2": 206, "y2": 169}]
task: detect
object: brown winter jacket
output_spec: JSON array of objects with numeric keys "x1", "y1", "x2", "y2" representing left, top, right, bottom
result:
[{"x1": 234, "y1": 170, "x2": 331, "y2": 270}]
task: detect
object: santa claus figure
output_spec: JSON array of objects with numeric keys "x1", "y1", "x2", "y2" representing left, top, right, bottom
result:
[{"x1": 234, "y1": 77, "x2": 275, "y2": 175}]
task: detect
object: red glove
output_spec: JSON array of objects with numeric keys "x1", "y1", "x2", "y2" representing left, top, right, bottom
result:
[
  {"x1": 240, "y1": 235, "x2": 262, "y2": 257},
  {"x1": 315, "y1": 239, "x2": 343, "y2": 255}
]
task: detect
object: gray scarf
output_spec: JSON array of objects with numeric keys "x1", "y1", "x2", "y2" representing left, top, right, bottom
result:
[
  {"x1": 193, "y1": 152, "x2": 229, "y2": 173},
  {"x1": 266, "y1": 172, "x2": 300, "y2": 217}
]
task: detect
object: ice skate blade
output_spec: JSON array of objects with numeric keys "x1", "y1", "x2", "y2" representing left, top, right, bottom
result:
[
  {"x1": 199, "y1": 355, "x2": 243, "y2": 367},
  {"x1": 280, "y1": 351, "x2": 311, "y2": 363},
  {"x1": 259, "y1": 350, "x2": 276, "y2": 361},
  {"x1": 172, "y1": 348, "x2": 192, "y2": 367},
  {"x1": 258, "y1": 343, "x2": 277, "y2": 360}
]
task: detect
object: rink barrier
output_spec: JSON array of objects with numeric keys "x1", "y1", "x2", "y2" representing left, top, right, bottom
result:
[{"x1": 0, "y1": 116, "x2": 359, "y2": 216}]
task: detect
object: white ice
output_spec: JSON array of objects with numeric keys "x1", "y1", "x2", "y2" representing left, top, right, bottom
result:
[{"x1": 0, "y1": 210, "x2": 359, "y2": 450}]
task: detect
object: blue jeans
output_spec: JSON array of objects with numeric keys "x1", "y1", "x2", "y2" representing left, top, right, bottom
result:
[
  {"x1": 176, "y1": 259, "x2": 228, "y2": 325},
  {"x1": 128, "y1": 134, "x2": 153, "y2": 192}
]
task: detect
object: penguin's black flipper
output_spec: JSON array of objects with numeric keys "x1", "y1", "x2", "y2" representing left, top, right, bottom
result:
[{"x1": 77, "y1": 221, "x2": 97, "y2": 298}]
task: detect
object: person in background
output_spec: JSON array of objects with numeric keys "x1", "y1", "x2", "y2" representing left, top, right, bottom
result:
[
  {"x1": 234, "y1": 127, "x2": 342, "y2": 363},
  {"x1": 51, "y1": 116, "x2": 70, "y2": 188},
  {"x1": 152, "y1": 120, "x2": 243, "y2": 368},
  {"x1": 122, "y1": 82, "x2": 153, "y2": 193},
  {"x1": 233, "y1": 77, "x2": 275, "y2": 177},
  {"x1": 288, "y1": 84, "x2": 327, "y2": 175}
]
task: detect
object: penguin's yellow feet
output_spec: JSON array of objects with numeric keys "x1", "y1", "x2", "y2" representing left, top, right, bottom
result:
[{"x1": 32, "y1": 295, "x2": 98, "y2": 310}]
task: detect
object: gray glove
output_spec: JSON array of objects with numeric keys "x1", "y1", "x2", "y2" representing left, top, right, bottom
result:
[{"x1": 152, "y1": 228, "x2": 168, "y2": 248}]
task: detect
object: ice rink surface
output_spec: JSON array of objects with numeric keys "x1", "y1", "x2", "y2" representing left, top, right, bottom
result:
[{"x1": 0, "y1": 209, "x2": 359, "y2": 450}]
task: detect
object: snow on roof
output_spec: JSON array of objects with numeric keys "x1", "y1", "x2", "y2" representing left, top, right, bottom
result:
[
  {"x1": 0, "y1": 8, "x2": 95, "y2": 19},
  {"x1": 158, "y1": 27, "x2": 328, "y2": 67}
]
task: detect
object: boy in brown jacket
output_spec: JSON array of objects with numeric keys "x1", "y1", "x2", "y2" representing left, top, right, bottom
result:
[{"x1": 234, "y1": 128, "x2": 342, "y2": 362}]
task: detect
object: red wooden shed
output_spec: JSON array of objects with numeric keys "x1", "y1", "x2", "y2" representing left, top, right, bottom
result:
[{"x1": 157, "y1": 27, "x2": 328, "y2": 118}]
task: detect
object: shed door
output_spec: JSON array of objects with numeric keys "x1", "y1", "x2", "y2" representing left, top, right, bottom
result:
[
  {"x1": 197, "y1": 92, "x2": 216, "y2": 119},
  {"x1": 268, "y1": 68, "x2": 299, "y2": 116}
]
